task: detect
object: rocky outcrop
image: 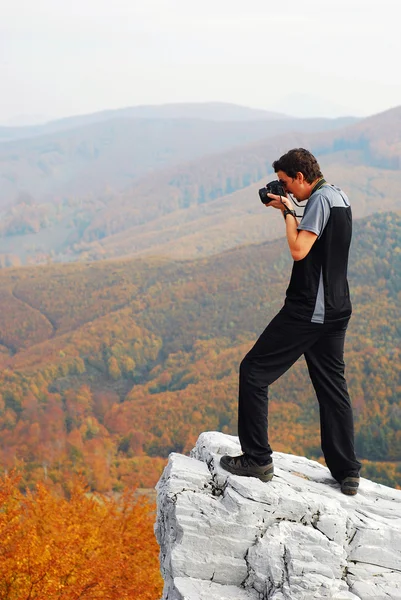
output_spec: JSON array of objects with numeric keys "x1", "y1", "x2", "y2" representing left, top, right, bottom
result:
[{"x1": 155, "y1": 431, "x2": 401, "y2": 600}]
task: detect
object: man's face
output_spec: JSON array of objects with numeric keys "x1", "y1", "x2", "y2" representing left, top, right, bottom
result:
[{"x1": 276, "y1": 170, "x2": 310, "y2": 201}]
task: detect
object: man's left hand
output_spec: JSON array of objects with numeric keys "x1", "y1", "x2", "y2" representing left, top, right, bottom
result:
[{"x1": 266, "y1": 193, "x2": 295, "y2": 212}]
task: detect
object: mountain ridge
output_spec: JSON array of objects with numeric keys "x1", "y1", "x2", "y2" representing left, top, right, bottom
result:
[{"x1": 0, "y1": 101, "x2": 302, "y2": 143}]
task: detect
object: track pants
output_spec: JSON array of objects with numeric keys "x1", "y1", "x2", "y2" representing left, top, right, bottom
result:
[{"x1": 238, "y1": 308, "x2": 361, "y2": 481}]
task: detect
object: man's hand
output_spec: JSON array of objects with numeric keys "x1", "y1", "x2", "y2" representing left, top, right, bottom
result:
[{"x1": 266, "y1": 193, "x2": 295, "y2": 212}]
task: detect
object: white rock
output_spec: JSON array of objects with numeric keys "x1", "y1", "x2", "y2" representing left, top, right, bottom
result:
[
  {"x1": 155, "y1": 431, "x2": 401, "y2": 600},
  {"x1": 173, "y1": 577, "x2": 259, "y2": 600}
]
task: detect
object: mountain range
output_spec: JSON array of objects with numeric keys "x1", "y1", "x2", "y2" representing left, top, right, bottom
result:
[
  {"x1": 0, "y1": 102, "x2": 360, "y2": 265},
  {"x1": 0, "y1": 101, "x2": 339, "y2": 142},
  {"x1": 0, "y1": 102, "x2": 401, "y2": 267}
]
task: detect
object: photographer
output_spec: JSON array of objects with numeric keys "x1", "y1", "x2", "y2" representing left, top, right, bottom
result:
[{"x1": 220, "y1": 148, "x2": 361, "y2": 496}]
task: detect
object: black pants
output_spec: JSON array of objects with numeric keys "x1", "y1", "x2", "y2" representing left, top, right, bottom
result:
[{"x1": 238, "y1": 308, "x2": 361, "y2": 481}]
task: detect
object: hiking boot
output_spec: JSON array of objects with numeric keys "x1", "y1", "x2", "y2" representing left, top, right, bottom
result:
[
  {"x1": 220, "y1": 453, "x2": 274, "y2": 482},
  {"x1": 341, "y1": 475, "x2": 360, "y2": 496}
]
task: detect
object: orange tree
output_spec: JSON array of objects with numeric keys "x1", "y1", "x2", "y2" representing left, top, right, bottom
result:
[{"x1": 0, "y1": 472, "x2": 162, "y2": 600}]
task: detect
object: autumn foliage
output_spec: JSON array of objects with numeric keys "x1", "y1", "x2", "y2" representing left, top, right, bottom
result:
[
  {"x1": 0, "y1": 212, "x2": 400, "y2": 494},
  {"x1": 0, "y1": 472, "x2": 162, "y2": 600}
]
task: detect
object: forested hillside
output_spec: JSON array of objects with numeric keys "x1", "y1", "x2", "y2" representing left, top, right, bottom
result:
[{"x1": 0, "y1": 212, "x2": 400, "y2": 491}]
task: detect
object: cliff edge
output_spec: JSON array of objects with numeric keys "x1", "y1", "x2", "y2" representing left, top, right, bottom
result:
[{"x1": 155, "y1": 431, "x2": 401, "y2": 600}]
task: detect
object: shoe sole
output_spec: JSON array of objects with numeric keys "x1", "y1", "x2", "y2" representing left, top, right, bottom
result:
[
  {"x1": 342, "y1": 488, "x2": 358, "y2": 496},
  {"x1": 220, "y1": 458, "x2": 274, "y2": 482},
  {"x1": 341, "y1": 477, "x2": 359, "y2": 496}
]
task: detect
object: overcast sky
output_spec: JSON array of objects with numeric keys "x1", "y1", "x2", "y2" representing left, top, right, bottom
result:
[{"x1": 1, "y1": 0, "x2": 399, "y2": 124}]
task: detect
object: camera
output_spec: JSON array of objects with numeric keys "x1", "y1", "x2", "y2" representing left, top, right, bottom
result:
[{"x1": 258, "y1": 180, "x2": 286, "y2": 204}]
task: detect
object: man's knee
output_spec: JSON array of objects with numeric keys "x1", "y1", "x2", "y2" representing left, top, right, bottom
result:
[
  {"x1": 240, "y1": 356, "x2": 252, "y2": 378},
  {"x1": 239, "y1": 355, "x2": 259, "y2": 384}
]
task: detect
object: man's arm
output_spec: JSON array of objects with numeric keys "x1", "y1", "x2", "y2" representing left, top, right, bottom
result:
[
  {"x1": 266, "y1": 194, "x2": 318, "y2": 261},
  {"x1": 283, "y1": 213, "x2": 318, "y2": 261}
]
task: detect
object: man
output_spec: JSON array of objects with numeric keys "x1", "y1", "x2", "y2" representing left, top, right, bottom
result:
[{"x1": 220, "y1": 148, "x2": 361, "y2": 496}]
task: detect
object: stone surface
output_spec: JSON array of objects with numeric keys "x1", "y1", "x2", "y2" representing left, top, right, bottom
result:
[{"x1": 155, "y1": 431, "x2": 401, "y2": 600}]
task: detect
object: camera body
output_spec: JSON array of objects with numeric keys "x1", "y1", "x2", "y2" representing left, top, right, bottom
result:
[{"x1": 258, "y1": 180, "x2": 286, "y2": 204}]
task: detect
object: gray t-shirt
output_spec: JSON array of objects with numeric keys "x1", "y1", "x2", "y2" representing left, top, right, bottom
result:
[
  {"x1": 284, "y1": 182, "x2": 352, "y2": 323},
  {"x1": 298, "y1": 184, "x2": 350, "y2": 238}
]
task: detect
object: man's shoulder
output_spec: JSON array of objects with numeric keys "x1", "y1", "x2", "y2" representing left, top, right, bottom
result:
[{"x1": 316, "y1": 184, "x2": 350, "y2": 208}]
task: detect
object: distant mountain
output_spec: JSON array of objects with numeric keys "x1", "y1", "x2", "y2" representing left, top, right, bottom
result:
[
  {"x1": 57, "y1": 104, "x2": 401, "y2": 263},
  {"x1": 0, "y1": 110, "x2": 357, "y2": 204},
  {"x1": 0, "y1": 117, "x2": 286, "y2": 203},
  {"x1": 1, "y1": 104, "x2": 401, "y2": 266},
  {"x1": 0, "y1": 102, "x2": 291, "y2": 143},
  {"x1": 48, "y1": 101, "x2": 291, "y2": 128}
]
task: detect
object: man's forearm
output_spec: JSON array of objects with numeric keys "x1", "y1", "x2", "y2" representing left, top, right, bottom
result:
[{"x1": 284, "y1": 211, "x2": 299, "y2": 255}]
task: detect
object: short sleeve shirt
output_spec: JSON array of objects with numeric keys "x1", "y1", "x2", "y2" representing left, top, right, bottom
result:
[
  {"x1": 298, "y1": 184, "x2": 350, "y2": 238},
  {"x1": 284, "y1": 184, "x2": 352, "y2": 323}
]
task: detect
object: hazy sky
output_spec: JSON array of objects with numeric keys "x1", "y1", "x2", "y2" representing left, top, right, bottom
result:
[{"x1": 1, "y1": 0, "x2": 399, "y2": 124}]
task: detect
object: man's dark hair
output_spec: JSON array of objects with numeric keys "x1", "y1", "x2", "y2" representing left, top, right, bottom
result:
[{"x1": 272, "y1": 148, "x2": 323, "y2": 183}]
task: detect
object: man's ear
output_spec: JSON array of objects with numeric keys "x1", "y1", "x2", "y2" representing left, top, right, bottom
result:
[{"x1": 296, "y1": 171, "x2": 305, "y2": 183}]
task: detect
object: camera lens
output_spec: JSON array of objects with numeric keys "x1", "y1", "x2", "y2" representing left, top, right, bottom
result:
[{"x1": 259, "y1": 188, "x2": 269, "y2": 203}]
